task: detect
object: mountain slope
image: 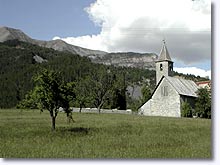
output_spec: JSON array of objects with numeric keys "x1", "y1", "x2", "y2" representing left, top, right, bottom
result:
[
  {"x1": 0, "y1": 40, "x2": 156, "y2": 108},
  {"x1": 0, "y1": 26, "x2": 157, "y2": 69},
  {"x1": 0, "y1": 26, "x2": 33, "y2": 43},
  {"x1": 94, "y1": 52, "x2": 157, "y2": 69},
  {"x1": 0, "y1": 26, "x2": 107, "y2": 57}
]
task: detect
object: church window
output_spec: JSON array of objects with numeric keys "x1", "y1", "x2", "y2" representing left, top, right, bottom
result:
[
  {"x1": 161, "y1": 86, "x2": 168, "y2": 96},
  {"x1": 169, "y1": 63, "x2": 173, "y2": 71},
  {"x1": 160, "y1": 64, "x2": 163, "y2": 71}
]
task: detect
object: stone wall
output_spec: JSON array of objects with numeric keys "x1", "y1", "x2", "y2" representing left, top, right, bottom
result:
[
  {"x1": 140, "y1": 78, "x2": 181, "y2": 117},
  {"x1": 70, "y1": 107, "x2": 133, "y2": 114}
]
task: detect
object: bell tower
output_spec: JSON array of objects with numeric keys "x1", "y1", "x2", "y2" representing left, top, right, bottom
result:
[{"x1": 155, "y1": 40, "x2": 173, "y2": 85}]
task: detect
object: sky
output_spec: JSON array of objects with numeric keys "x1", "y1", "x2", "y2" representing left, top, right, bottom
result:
[{"x1": 0, "y1": 0, "x2": 211, "y2": 78}]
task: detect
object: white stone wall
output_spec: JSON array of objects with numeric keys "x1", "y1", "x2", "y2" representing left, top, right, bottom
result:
[
  {"x1": 139, "y1": 99, "x2": 152, "y2": 115},
  {"x1": 140, "y1": 78, "x2": 181, "y2": 117},
  {"x1": 152, "y1": 78, "x2": 181, "y2": 117}
]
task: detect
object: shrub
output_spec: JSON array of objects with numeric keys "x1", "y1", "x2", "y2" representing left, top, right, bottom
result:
[{"x1": 181, "y1": 101, "x2": 192, "y2": 118}]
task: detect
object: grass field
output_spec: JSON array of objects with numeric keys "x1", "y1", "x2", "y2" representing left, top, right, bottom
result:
[{"x1": 0, "y1": 109, "x2": 211, "y2": 158}]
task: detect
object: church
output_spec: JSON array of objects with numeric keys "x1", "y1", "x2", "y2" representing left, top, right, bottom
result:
[{"x1": 138, "y1": 41, "x2": 199, "y2": 117}]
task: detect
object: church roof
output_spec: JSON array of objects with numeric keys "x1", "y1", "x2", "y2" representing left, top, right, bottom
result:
[
  {"x1": 147, "y1": 76, "x2": 199, "y2": 102},
  {"x1": 165, "y1": 76, "x2": 199, "y2": 97},
  {"x1": 157, "y1": 40, "x2": 173, "y2": 62}
]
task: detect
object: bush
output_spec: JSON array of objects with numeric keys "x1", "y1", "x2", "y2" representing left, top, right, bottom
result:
[
  {"x1": 195, "y1": 87, "x2": 211, "y2": 119},
  {"x1": 181, "y1": 101, "x2": 192, "y2": 118}
]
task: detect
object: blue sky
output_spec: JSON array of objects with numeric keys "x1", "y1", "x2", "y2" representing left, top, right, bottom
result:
[
  {"x1": 0, "y1": 0, "x2": 211, "y2": 78},
  {"x1": 0, "y1": 0, "x2": 99, "y2": 40}
]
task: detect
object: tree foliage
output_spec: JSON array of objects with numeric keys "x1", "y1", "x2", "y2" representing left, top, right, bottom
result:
[
  {"x1": 59, "y1": 82, "x2": 76, "y2": 123},
  {"x1": 0, "y1": 40, "x2": 156, "y2": 109},
  {"x1": 141, "y1": 84, "x2": 152, "y2": 104},
  {"x1": 181, "y1": 101, "x2": 192, "y2": 118},
  {"x1": 73, "y1": 77, "x2": 93, "y2": 113},
  {"x1": 195, "y1": 87, "x2": 211, "y2": 119},
  {"x1": 33, "y1": 69, "x2": 62, "y2": 131},
  {"x1": 89, "y1": 69, "x2": 116, "y2": 113}
]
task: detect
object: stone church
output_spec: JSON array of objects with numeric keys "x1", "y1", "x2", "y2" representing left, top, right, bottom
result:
[{"x1": 138, "y1": 41, "x2": 199, "y2": 117}]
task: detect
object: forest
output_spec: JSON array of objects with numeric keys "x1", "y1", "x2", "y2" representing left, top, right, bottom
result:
[{"x1": 0, "y1": 40, "x2": 209, "y2": 110}]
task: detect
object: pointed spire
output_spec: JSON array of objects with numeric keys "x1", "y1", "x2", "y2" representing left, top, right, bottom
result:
[{"x1": 157, "y1": 40, "x2": 172, "y2": 62}]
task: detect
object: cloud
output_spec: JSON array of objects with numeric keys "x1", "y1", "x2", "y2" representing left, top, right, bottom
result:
[
  {"x1": 53, "y1": 0, "x2": 211, "y2": 65},
  {"x1": 174, "y1": 67, "x2": 211, "y2": 79},
  {"x1": 53, "y1": 35, "x2": 107, "y2": 51}
]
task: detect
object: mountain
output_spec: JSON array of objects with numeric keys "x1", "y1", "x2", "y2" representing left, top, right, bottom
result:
[
  {"x1": 0, "y1": 26, "x2": 33, "y2": 43},
  {"x1": 0, "y1": 26, "x2": 157, "y2": 69},
  {"x1": 94, "y1": 52, "x2": 157, "y2": 69},
  {"x1": 0, "y1": 26, "x2": 107, "y2": 57}
]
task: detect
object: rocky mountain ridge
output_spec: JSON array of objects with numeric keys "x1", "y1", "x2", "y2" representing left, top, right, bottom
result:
[{"x1": 0, "y1": 26, "x2": 157, "y2": 69}]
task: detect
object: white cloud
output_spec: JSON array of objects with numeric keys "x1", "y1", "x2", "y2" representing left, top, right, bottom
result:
[
  {"x1": 174, "y1": 67, "x2": 211, "y2": 79},
  {"x1": 53, "y1": 0, "x2": 211, "y2": 65},
  {"x1": 53, "y1": 36, "x2": 61, "y2": 40},
  {"x1": 53, "y1": 35, "x2": 107, "y2": 51}
]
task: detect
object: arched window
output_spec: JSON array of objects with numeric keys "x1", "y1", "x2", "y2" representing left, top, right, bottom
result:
[
  {"x1": 160, "y1": 64, "x2": 163, "y2": 71},
  {"x1": 169, "y1": 63, "x2": 173, "y2": 71}
]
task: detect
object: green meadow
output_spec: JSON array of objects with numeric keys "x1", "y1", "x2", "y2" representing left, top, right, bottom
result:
[{"x1": 0, "y1": 109, "x2": 211, "y2": 158}]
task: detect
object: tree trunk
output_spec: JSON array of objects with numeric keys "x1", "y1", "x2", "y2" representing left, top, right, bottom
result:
[
  {"x1": 79, "y1": 106, "x2": 82, "y2": 113},
  {"x1": 98, "y1": 105, "x2": 101, "y2": 114},
  {"x1": 51, "y1": 116, "x2": 56, "y2": 131},
  {"x1": 66, "y1": 112, "x2": 70, "y2": 123}
]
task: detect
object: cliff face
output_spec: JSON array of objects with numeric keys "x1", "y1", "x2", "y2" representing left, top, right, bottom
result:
[
  {"x1": 93, "y1": 52, "x2": 157, "y2": 70},
  {"x1": 0, "y1": 26, "x2": 157, "y2": 69}
]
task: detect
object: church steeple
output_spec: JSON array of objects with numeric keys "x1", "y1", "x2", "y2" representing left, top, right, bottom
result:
[
  {"x1": 158, "y1": 40, "x2": 172, "y2": 62},
  {"x1": 155, "y1": 40, "x2": 174, "y2": 85}
]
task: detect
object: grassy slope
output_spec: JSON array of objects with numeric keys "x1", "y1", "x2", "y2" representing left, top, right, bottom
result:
[{"x1": 0, "y1": 109, "x2": 211, "y2": 158}]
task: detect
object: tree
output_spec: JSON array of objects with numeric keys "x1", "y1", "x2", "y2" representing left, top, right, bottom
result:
[
  {"x1": 33, "y1": 69, "x2": 62, "y2": 131},
  {"x1": 110, "y1": 71, "x2": 127, "y2": 110},
  {"x1": 16, "y1": 90, "x2": 38, "y2": 109},
  {"x1": 74, "y1": 77, "x2": 93, "y2": 113},
  {"x1": 140, "y1": 84, "x2": 151, "y2": 104},
  {"x1": 195, "y1": 87, "x2": 211, "y2": 119},
  {"x1": 181, "y1": 101, "x2": 192, "y2": 118},
  {"x1": 90, "y1": 69, "x2": 116, "y2": 113},
  {"x1": 59, "y1": 82, "x2": 76, "y2": 123}
]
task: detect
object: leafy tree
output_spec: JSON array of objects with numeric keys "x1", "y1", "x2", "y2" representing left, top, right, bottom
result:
[
  {"x1": 110, "y1": 72, "x2": 127, "y2": 110},
  {"x1": 90, "y1": 69, "x2": 116, "y2": 113},
  {"x1": 59, "y1": 82, "x2": 76, "y2": 123},
  {"x1": 181, "y1": 101, "x2": 192, "y2": 118},
  {"x1": 111, "y1": 88, "x2": 126, "y2": 110},
  {"x1": 128, "y1": 99, "x2": 141, "y2": 113},
  {"x1": 195, "y1": 87, "x2": 211, "y2": 119},
  {"x1": 16, "y1": 90, "x2": 38, "y2": 109},
  {"x1": 74, "y1": 77, "x2": 93, "y2": 113},
  {"x1": 33, "y1": 69, "x2": 62, "y2": 131},
  {"x1": 140, "y1": 84, "x2": 151, "y2": 104}
]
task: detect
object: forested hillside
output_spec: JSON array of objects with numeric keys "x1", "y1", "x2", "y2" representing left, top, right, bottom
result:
[{"x1": 0, "y1": 40, "x2": 156, "y2": 108}]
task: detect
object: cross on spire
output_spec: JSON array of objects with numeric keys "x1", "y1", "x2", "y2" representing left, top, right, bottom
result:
[{"x1": 157, "y1": 39, "x2": 172, "y2": 62}]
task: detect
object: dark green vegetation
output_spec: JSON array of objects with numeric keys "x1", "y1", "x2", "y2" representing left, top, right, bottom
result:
[
  {"x1": 0, "y1": 40, "x2": 156, "y2": 109},
  {"x1": 195, "y1": 87, "x2": 211, "y2": 118},
  {"x1": 0, "y1": 109, "x2": 211, "y2": 158},
  {"x1": 173, "y1": 71, "x2": 209, "y2": 82},
  {"x1": 0, "y1": 40, "x2": 209, "y2": 109},
  {"x1": 181, "y1": 101, "x2": 193, "y2": 118},
  {"x1": 180, "y1": 87, "x2": 211, "y2": 119}
]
